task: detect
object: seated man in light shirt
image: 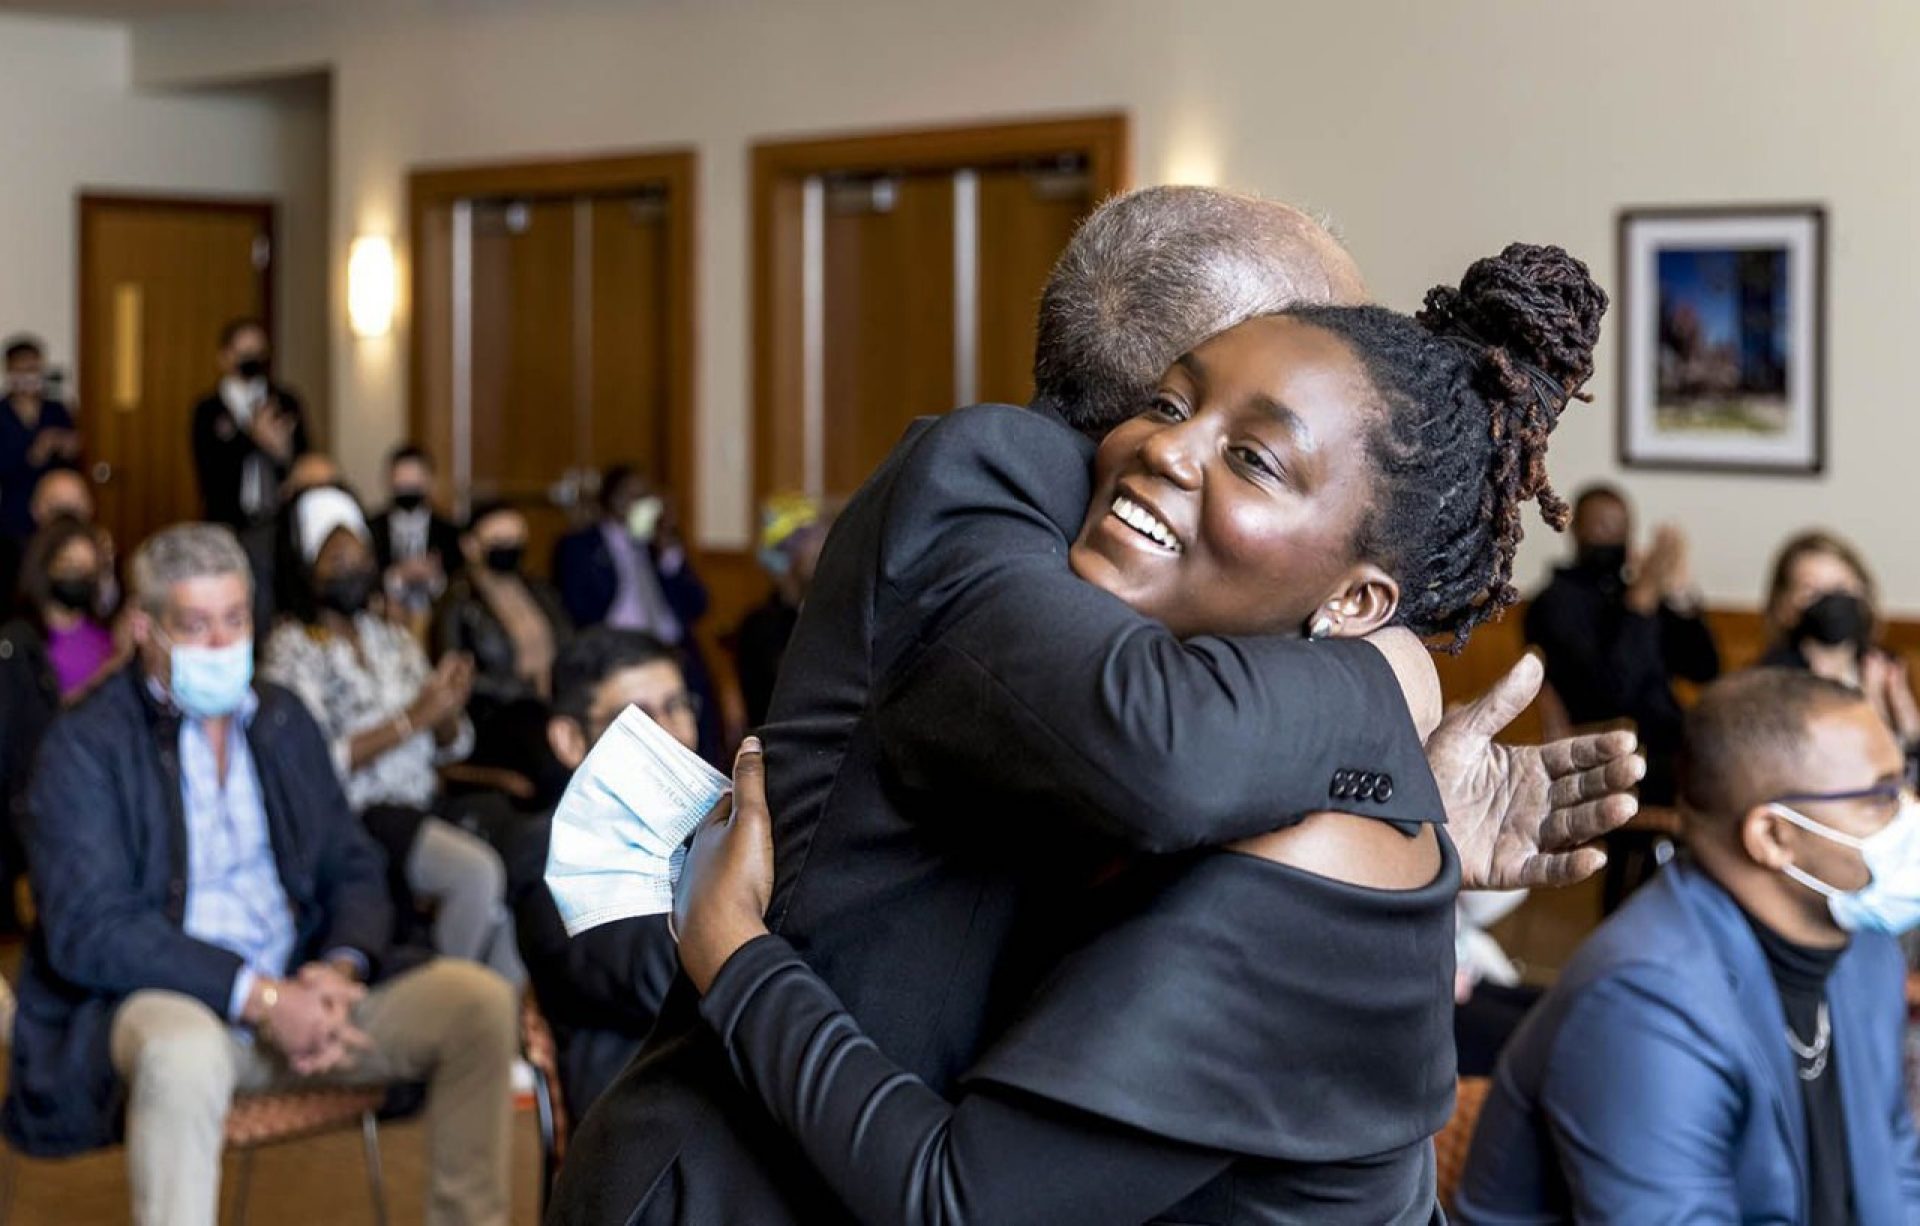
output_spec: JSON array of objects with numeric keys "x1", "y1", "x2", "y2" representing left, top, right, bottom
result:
[{"x1": 1, "y1": 523, "x2": 517, "y2": 1226}]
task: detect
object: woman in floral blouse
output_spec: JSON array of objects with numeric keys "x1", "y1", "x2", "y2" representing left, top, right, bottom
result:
[{"x1": 263, "y1": 485, "x2": 522, "y2": 984}]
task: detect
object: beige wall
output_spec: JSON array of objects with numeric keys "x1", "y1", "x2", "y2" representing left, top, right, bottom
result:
[
  {"x1": 129, "y1": 0, "x2": 1920, "y2": 608},
  {"x1": 0, "y1": 14, "x2": 330, "y2": 452}
]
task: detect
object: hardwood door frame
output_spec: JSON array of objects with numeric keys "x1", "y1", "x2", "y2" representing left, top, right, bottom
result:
[
  {"x1": 750, "y1": 113, "x2": 1130, "y2": 520},
  {"x1": 76, "y1": 192, "x2": 278, "y2": 546},
  {"x1": 406, "y1": 149, "x2": 699, "y2": 536}
]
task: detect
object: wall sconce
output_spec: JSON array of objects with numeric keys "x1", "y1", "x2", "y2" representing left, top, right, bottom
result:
[{"x1": 348, "y1": 236, "x2": 396, "y2": 338}]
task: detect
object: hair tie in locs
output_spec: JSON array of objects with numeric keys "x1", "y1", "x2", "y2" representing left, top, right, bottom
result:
[{"x1": 1433, "y1": 328, "x2": 1572, "y2": 425}]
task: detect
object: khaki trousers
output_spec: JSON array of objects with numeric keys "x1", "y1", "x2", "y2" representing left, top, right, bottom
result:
[{"x1": 109, "y1": 958, "x2": 516, "y2": 1226}]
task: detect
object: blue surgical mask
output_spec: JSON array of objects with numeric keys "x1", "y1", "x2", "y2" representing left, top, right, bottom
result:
[
  {"x1": 162, "y1": 633, "x2": 255, "y2": 719},
  {"x1": 1769, "y1": 795, "x2": 1920, "y2": 934}
]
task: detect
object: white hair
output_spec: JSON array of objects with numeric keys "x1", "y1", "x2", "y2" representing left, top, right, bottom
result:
[
  {"x1": 1032, "y1": 186, "x2": 1357, "y2": 433},
  {"x1": 130, "y1": 523, "x2": 253, "y2": 616}
]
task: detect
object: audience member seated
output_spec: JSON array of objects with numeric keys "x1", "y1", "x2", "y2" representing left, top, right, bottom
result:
[
  {"x1": 0, "y1": 523, "x2": 516, "y2": 1226},
  {"x1": 1527, "y1": 485, "x2": 1719, "y2": 908},
  {"x1": 1457, "y1": 669, "x2": 1920, "y2": 1223},
  {"x1": 261, "y1": 486, "x2": 523, "y2": 985},
  {"x1": 1761, "y1": 529, "x2": 1920, "y2": 783},
  {"x1": 553, "y1": 464, "x2": 721, "y2": 759},
  {"x1": 371, "y1": 443, "x2": 462, "y2": 621},
  {"x1": 436, "y1": 499, "x2": 571, "y2": 789},
  {"x1": 1453, "y1": 889, "x2": 1539, "y2": 1077},
  {"x1": 242, "y1": 451, "x2": 342, "y2": 637},
  {"x1": 0, "y1": 516, "x2": 120, "y2": 929},
  {"x1": 190, "y1": 317, "x2": 310, "y2": 531},
  {"x1": 732, "y1": 492, "x2": 830, "y2": 729},
  {"x1": 18, "y1": 467, "x2": 118, "y2": 617},
  {"x1": 0, "y1": 334, "x2": 82, "y2": 544},
  {"x1": 503, "y1": 628, "x2": 686, "y2": 1118}
]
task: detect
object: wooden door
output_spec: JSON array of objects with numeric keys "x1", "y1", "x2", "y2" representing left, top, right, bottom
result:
[
  {"x1": 468, "y1": 197, "x2": 579, "y2": 564},
  {"x1": 409, "y1": 152, "x2": 697, "y2": 574},
  {"x1": 821, "y1": 173, "x2": 955, "y2": 499},
  {"x1": 78, "y1": 196, "x2": 274, "y2": 555},
  {"x1": 752, "y1": 115, "x2": 1128, "y2": 514},
  {"x1": 975, "y1": 162, "x2": 1095, "y2": 406}
]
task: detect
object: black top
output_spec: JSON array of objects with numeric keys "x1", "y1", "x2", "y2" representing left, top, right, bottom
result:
[
  {"x1": 0, "y1": 397, "x2": 77, "y2": 540},
  {"x1": 189, "y1": 386, "x2": 310, "y2": 530},
  {"x1": 699, "y1": 837, "x2": 1459, "y2": 1224},
  {"x1": 551, "y1": 403, "x2": 1446, "y2": 1224},
  {"x1": 1746, "y1": 913, "x2": 1854, "y2": 1226},
  {"x1": 1524, "y1": 563, "x2": 1719, "y2": 804},
  {"x1": 732, "y1": 591, "x2": 800, "y2": 729}
]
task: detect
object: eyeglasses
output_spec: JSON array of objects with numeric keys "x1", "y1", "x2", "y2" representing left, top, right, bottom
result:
[
  {"x1": 1772, "y1": 783, "x2": 1910, "y2": 807},
  {"x1": 636, "y1": 693, "x2": 701, "y2": 725}
]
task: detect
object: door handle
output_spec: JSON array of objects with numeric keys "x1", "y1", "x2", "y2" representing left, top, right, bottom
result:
[{"x1": 92, "y1": 462, "x2": 113, "y2": 485}]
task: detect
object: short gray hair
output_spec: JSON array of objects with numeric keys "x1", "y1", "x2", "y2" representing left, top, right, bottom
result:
[
  {"x1": 130, "y1": 523, "x2": 253, "y2": 616},
  {"x1": 1033, "y1": 186, "x2": 1362, "y2": 434}
]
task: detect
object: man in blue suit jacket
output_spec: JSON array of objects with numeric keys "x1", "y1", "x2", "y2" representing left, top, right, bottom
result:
[
  {"x1": 552, "y1": 465, "x2": 721, "y2": 758},
  {"x1": 1459, "y1": 667, "x2": 1920, "y2": 1224}
]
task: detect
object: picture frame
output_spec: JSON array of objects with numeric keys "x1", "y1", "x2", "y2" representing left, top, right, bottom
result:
[{"x1": 1616, "y1": 204, "x2": 1826, "y2": 475}]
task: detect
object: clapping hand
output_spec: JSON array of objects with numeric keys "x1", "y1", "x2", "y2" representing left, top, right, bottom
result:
[
  {"x1": 1428, "y1": 655, "x2": 1644, "y2": 890},
  {"x1": 410, "y1": 653, "x2": 474, "y2": 733}
]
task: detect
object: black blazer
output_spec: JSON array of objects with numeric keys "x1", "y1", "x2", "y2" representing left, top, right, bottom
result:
[
  {"x1": 2, "y1": 668, "x2": 398, "y2": 1157},
  {"x1": 554, "y1": 403, "x2": 1441, "y2": 1222},
  {"x1": 190, "y1": 386, "x2": 311, "y2": 530},
  {"x1": 369, "y1": 506, "x2": 463, "y2": 579}
]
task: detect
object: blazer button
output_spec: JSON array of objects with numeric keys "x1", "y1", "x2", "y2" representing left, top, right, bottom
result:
[
  {"x1": 1373, "y1": 776, "x2": 1395, "y2": 803},
  {"x1": 1330, "y1": 770, "x2": 1350, "y2": 798}
]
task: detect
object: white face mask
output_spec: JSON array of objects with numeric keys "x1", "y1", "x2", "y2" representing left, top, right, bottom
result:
[{"x1": 1769, "y1": 793, "x2": 1920, "y2": 934}]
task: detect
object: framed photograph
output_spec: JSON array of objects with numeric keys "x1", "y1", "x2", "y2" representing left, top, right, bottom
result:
[{"x1": 1617, "y1": 205, "x2": 1826, "y2": 474}]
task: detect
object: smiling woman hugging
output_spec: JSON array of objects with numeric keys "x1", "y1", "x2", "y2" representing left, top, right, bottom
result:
[{"x1": 661, "y1": 243, "x2": 1607, "y2": 1226}]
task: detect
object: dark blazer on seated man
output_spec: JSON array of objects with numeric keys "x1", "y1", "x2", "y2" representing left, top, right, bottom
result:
[
  {"x1": 1, "y1": 666, "x2": 404, "y2": 1155},
  {"x1": 1457, "y1": 670, "x2": 1920, "y2": 1226},
  {"x1": 554, "y1": 401, "x2": 1445, "y2": 1220}
]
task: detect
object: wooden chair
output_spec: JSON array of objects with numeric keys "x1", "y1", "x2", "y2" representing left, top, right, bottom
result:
[
  {"x1": 1435, "y1": 1075, "x2": 1493, "y2": 1213},
  {"x1": 223, "y1": 1086, "x2": 391, "y2": 1226}
]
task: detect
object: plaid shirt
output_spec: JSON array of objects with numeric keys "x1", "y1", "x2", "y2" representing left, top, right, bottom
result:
[{"x1": 168, "y1": 685, "x2": 297, "y2": 1019}]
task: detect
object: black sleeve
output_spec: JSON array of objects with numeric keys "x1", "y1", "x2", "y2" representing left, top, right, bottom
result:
[
  {"x1": 507, "y1": 821, "x2": 675, "y2": 1030},
  {"x1": 702, "y1": 935, "x2": 1233, "y2": 1226},
  {"x1": 279, "y1": 388, "x2": 311, "y2": 474},
  {"x1": 189, "y1": 398, "x2": 236, "y2": 510},
  {"x1": 870, "y1": 406, "x2": 1441, "y2": 854},
  {"x1": 1659, "y1": 605, "x2": 1722, "y2": 684}
]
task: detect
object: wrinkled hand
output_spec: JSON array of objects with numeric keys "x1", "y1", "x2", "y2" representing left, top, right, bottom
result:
[
  {"x1": 676, "y1": 738, "x2": 774, "y2": 994},
  {"x1": 1428, "y1": 654, "x2": 1644, "y2": 890}
]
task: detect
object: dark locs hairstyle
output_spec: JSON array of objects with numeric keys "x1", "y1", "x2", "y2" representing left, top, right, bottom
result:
[{"x1": 1289, "y1": 243, "x2": 1608, "y2": 651}]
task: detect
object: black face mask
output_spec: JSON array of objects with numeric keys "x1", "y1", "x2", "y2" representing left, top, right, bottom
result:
[
  {"x1": 1795, "y1": 591, "x2": 1872, "y2": 650},
  {"x1": 235, "y1": 356, "x2": 269, "y2": 382},
  {"x1": 318, "y1": 568, "x2": 378, "y2": 616},
  {"x1": 1576, "y1": 543, "x2": 1629, "y2": 578},
  {"x1": 392, "y1": 491, "x2": 428, "y2": 513},
  {"x1": 48, "y1": 576, "x2": 98, "y2": 614},
  {"x1": 485, "y1": 545, "x2": 525, "y2": 576}
]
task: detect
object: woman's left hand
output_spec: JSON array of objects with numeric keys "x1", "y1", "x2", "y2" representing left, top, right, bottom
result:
[{"x1": 675, "y1": 737, "x2": 775, "y2": 993}]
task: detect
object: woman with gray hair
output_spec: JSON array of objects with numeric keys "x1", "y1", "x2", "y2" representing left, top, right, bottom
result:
[{"x1": 261, "y1": 484, "x2": 523, "y2": 985}]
